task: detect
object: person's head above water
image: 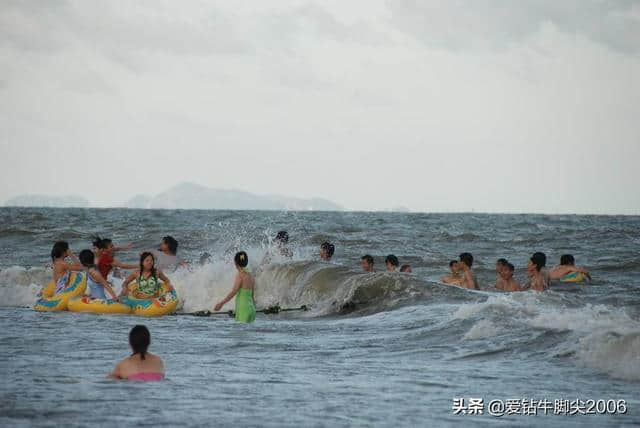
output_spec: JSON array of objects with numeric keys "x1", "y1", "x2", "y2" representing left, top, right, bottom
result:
[
  {"x1": 501, "y1": 262, "x2": 515, "y2": 279},
  {"x1": 385, "y1": 255, "x2": 399, "y2": 271},
  {"x1": 139, "y1": 252, "x2": 156, "y2": 275},
  {"x1": 51, "y1": 241, "x2": 69, "y2": 260},
  {"x1": 275, "y1": 231, "x2": 289, "y2": 245},
  {"x1": 79, "y1": 249, "x2": 96, "y2": 268},
  {"x1": 320, "y1": 242, "x2": 335, "y2": 260},
  {"x1": 560, "y1": 254, "x2": 575, "y2": 266},
  {"x1": 529, "y1": 252, "x2": 547, "y2": 272},
  {"x1": 449, "y1": 260, "x2": 460, "y2": 274},
  {"x1": 459, "y1": 252, "x2": 474, "y2": 268},
  {"x1": 129, "y1": 325, "x2": 151, "y2": 360},
  {"x1": 160, "y1": 236, "x2": 178, "y2": 255},
  {"x1": 234, "y1": 251, "x2": 248, "y2": 269},
  {"x1": 361, "y1": 255, "x2": 374, "y2": 272},
  {"x1": 400, "y1": 264, "x2": 412, "y2": 273},
  {"x1": 496, "y1": 258, "x2": 508, "y2": 268}
]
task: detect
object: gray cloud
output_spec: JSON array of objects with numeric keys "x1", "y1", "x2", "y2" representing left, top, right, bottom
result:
[{"x1": 387, "y1": 0, "x2": 640, "y2": 53}]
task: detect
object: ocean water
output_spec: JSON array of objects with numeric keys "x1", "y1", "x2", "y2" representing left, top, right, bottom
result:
[{"x1": 0, "y1": 207, "x2": 639, "y2": 427}]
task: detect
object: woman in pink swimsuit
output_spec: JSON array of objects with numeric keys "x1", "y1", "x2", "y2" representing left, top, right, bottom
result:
[{"x1": 108, "y1": 325, "x2": 165, "y2": 381}]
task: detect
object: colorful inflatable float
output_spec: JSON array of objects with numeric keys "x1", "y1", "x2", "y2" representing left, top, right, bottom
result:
[
  {"x1": 68, "y1": 296, "x2": 132, "y2": 315},
  {"x1": 120, "y1": 282, "x2": 179, "y2": 317},
  {"x1": 559, "y1": 272, "x2": 587, "y2": 283},
  {"x1": 34, "y1": 272, "x2": 87, "y2": 312}
]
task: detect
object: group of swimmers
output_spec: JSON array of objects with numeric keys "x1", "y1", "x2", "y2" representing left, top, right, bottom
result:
[
  {"x1": 440, "y1": 252, "x2": 591, "y2": 291},
  {"x1": 49, "y1": 236, "x2": 181, "y2": 302}
]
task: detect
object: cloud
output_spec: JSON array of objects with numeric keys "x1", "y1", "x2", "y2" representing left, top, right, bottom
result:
[{"x1": 387, "y1": 0, "x2": 640, "y2": 54}]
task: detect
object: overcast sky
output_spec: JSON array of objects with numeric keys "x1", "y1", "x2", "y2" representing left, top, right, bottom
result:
[{"x1": 1, "y1": 0, "x2": 639, "y2": 214}]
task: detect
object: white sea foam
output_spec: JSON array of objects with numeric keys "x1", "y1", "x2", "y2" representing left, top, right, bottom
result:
[{"x1": 464, "y1": 319, "x2": 498, "y2": 340}]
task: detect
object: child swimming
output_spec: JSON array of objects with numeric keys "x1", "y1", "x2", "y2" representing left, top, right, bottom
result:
[
  {"x1": 109, "y1": 325, "x2": 164, "y2": 381},
  {"x1": 213, "y1": 251, "x2": 256, "y2": 324},
  {"x1": 120, "y1": 252, "x2": 174, "y2": 298},
  {"x1": 50, "y1": 241, "x2": 85, "y2": 294},
  {"x1": 78, "y1": 249, "x2": 118, "y2": 300},
  {"x1": 320, "y1": 242, "x2": 335, "y2": 261}
]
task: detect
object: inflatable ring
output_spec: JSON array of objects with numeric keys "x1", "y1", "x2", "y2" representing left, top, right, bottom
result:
[
  {"x1": 121, "y1": 282, "x2": 178, "y2": 317},
  {"x1": 68, "y1": 296, "x2": 132, "y2": 315},
  {"x1": 560, "y1": 272, "x2": 586, "y2": 283},
  {"x1": 34, "y1": 272, "x2": 87, "y2": 312}
]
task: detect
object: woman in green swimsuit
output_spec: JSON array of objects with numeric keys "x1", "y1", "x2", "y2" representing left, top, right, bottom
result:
[
  {"x1": 213, "y1": 251, "x2": 256, "y2": 323},
  {"x1": 120, "y1": 252, "x2": 174, "y2": 298}
]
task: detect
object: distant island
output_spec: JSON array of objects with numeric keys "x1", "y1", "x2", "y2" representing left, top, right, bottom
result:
[
  {"x1": 123, "y1": 182, "x2": 343, "y2": 211},
  {"x1": 4, "y1": 194, "x2": 90, "y2": 208}
]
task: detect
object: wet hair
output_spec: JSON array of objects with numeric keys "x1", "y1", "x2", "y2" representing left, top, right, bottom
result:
[
  {"x1": 459, "y1": 252, "x2": 474, "y2": 267},
  {"x1": 530, "y1": 252, "x2": 547, "y2": 272},
  {"x1": 129, "y1": 325, "x2": 151, "y2": 360},
  {"x1": 385, "y1": 254, "x2": 399, "y2": 267},
  {"x1": 560, "y1": 254, "x2": 575, "y2": 266},
  {"x1": 162, "y1": 236, "x2": 178, "y2": 255},
  {"x1": 361, "y1": 254, "x2": 374, "y2": 265},
  {"x1": 275, "y1": 231, "x2": 289, "y2": 244},
  {"x1": 235, "y1": 251, "x2": 248, "y2": 268},
  {"x1": 505, "y1": 262, "x2": 515, "y2": 272},
  {"x1": 139, "y1": 252, "x2": 157, "y2": 279},
  {"x1": 92, "y1": 236, "x2": 112, "y2": 250},
  {"x1": 449, "y1": 260, "x2": 458, "y2": 267},
  {"x1": 51, "y1": 241, "x2": 69, "y2": 260},
  {"x1": 400, "y1": 264, "x2": 412, "y2": 272},
  {"x1": 321, "y1": 242, "x2": 335, "y2": 258},
  {"x1": 496, "y1": 258, "x2": 508, "y2": 266},
  {"x1": 79, "y1": 249, "x2": 96, "y2": 268}
]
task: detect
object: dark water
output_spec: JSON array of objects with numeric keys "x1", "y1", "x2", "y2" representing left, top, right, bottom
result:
[{"x1": 0, "y1": 207, "x2": 639, "y2": 427}]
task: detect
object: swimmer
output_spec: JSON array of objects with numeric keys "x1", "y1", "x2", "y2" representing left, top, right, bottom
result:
[
  {"x1": 494, "y1": 258, "x2": 508, "y2": 290},
  {"x1": 150, "y1": 236, "x2": 188, "y2": 271},
  {"x1": 361, "y1": 255, "x2": 375, "y2": 272},
  {"x1": 385, "y1": 255, "x2": 399, "y2": 272},
  {"x1": 441, "y1": 260, "x2": 462, "y2": 285},
  {"x1": 549, "y1": 254, "x2": 591, "y2": 281},
  {"x1": 320, "y1": 242, "x2": 335, "y2": 261},
  {"x1": 499, "y1": 262, "x2": 522, "y2": 292},
  {"x1": 400, "y1": 264, "x2": 412, "y2": 273},
  {"x1": 93, "y1": 236, "x2": 137, "y2": 280},
  {"x1": 526, "y1": 252, "x2": 548, "y2": 291},
  {"x1": 121, "y1": 252, "x2": 174, "y2": 298},
  {"x1": 79, "y1": 249, "x2": 117, "y2": 300},
  {"x1": 108, "y1": 325, "x2": 164, "y2": 381},
  {"x1": 261, "y1": 231, "x2": 293, "y2": 265},
  {"x1": 275, "y1": 231, "x2": 293, "y2": 258},
  {"x1": 213, "y1": 251, "x2": 256, "y2": 323},
  {"x1": 49, "y1": 241, "x2": 85, "y2": 294},
  {"x1": 458, "y1": 252, "x2": 479, "y2": 290}
]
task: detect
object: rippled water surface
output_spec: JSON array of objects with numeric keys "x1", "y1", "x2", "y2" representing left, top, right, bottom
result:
[{"x1": 0, "y1": 208, "x2": 639, "y2": 426}]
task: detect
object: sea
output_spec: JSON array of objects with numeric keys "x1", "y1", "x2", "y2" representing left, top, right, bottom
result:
[{"x1": 0, "y1": 207, "x2": 638, "y2": 427}]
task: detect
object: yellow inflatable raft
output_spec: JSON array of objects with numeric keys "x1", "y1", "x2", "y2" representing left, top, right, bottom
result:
[
  {"x1": 34, "y1": 272, "x2": 87, "y2": 312},
  {"x1": 560, "y1": 272, "x2": 586, "y2": 283},
  {"x1": 68, "y1": 296, "x2": 132, "y2": 315},
  {"x1": 121, "y1": 282, "x2": 179, "y2": 317}
]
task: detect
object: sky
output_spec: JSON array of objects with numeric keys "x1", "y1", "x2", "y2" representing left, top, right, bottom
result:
[{"x1": 1, "y1": 0, "x2": 639, "y2": 214}]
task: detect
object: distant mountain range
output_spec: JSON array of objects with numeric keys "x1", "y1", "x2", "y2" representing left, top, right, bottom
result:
[
  {"x1": 3, "y1": 194, "x2": 89, "y2": 208},
  {"x1": 122, "y1": 182, "x2": 343, "y2": 211}
]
